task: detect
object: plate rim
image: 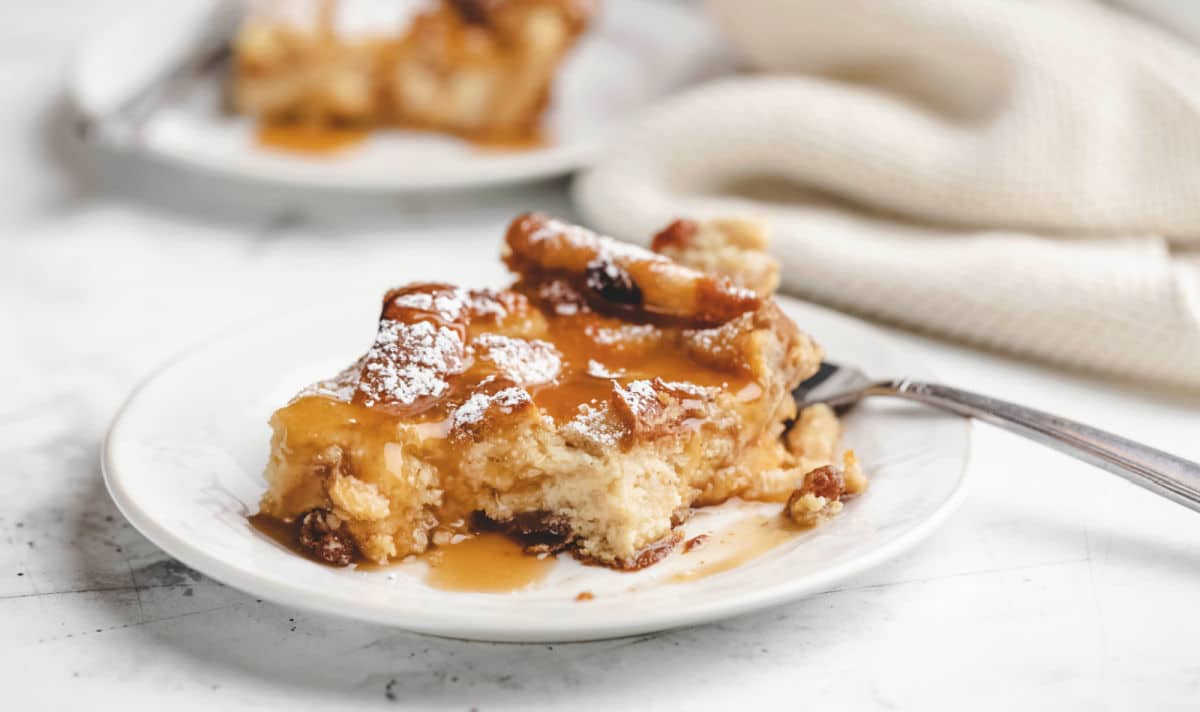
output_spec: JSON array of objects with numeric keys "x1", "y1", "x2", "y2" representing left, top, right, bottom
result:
[{"x1": 101, "y1": 297, "x2": 973, "y2": 642}]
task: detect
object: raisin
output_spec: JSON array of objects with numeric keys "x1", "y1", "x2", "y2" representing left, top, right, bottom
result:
[
  {"x1": 298, "y1": 509, "x2": 356, "y2": 567},
  {"x1": 475, "y1": 511, "x2": 574, "y2": 554},
  {"x1": 585, "y1": 258, "x2": 643, "y2": 306},
  {"x1": 449, "y1": 0, "x2": 490, "y2": 25},
  {"x1": 800, "y1": 465, "x2": 845, "y2": 500}
]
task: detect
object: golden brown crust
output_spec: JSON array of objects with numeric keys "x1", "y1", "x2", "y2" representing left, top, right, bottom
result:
[
  {"x1": 651, "y1": 217, "x2": 781, "y2": 298},
  {"x1": 650, "y1": 218, "x2": 700, "y2": 252},
  {"x1": 259, "y1": 214, "x2": 840, "y2": 570},
  {"x1": 504, "y1": 212, "x2": 762, "y2": 328},
  {"x1": 785, "y1": 465, "x2": 846, "y2": 528}
]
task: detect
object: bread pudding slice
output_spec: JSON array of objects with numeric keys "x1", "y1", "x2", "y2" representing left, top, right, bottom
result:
[
  {"x1": 233, "y1": 0, "x2": 592, "y2": 138},
  {"x1": 259, "y1": 214, "x2": 829, "y2": 569}
]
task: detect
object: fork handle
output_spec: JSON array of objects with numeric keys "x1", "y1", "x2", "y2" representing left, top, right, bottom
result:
[{"x1": 873, "y1": 380, "x2": 1200, "y2": 513}]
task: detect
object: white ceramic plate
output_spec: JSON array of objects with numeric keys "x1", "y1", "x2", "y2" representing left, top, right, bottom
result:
[
  {"x1": 103, "y1": 297, "x2": 971, "y2": 642},
  {"x1": 70, "y1": 0, "x2": 731, "y2": 190}
]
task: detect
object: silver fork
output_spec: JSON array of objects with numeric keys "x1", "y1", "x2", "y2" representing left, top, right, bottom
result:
[
  {"x1": 794, "y1": 362, "x2": 1200, "y2": 513},
  {"x1": 75, "y1": 0, "x2": 242, "y2": 147}
]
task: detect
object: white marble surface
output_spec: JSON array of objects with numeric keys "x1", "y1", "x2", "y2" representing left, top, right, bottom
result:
[{"x1": 3, "y1": 1, "x2": 1200, "y2": 709}]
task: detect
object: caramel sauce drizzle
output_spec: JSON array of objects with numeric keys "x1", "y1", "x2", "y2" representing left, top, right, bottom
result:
[
  {"x1": 252, "y1": 262, "x2": 770, "y2": 584},
  {"x1": 422, "y1": 532, "x2": 555, "y2": 592},
  {"x1": 356, "y1": 282, "x2": 753, "y2": 431},
  {"x1": 256, "y1": 123, "x2": 370, "y2": 156},
  {"x1": 249, "y1": 512, "x2": 309, "y2": 560},
  {"x1": 252, "y1": 511, "x2": 807, "y2": 591},
  {"x1": 254, "y1": 122, "x2": 547, "y2": 157},
  {"x1": 669, "y1": 515, "x2": 803, "y2": 584},
  {"x1": 251, "y1": 515, "x2": 554, "y2": 592}
]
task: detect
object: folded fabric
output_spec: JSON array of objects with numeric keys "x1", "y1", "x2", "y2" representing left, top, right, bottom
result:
[{"x1": 572, "y1": 0, "x2": 1200, "y2": 388}]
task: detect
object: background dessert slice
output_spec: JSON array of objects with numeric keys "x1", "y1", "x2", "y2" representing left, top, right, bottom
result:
[{"x1": 232, "y1": 0, "x2": 594, "y2": 138}]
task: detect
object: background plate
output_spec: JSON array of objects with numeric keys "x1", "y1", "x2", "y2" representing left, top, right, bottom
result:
[
  {"x1": 102, "y1": 297, "x2": 971, "y2": 642},
  {"x1": 71, "y1": 0, "x2": 732, "y2": 190}
]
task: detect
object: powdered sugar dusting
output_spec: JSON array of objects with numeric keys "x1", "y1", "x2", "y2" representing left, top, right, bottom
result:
[
  {"x1": 564, "y1": 403, "x2": 623, "y2": 447},
  {"x1": 473, "y1": 333, "x2": 562, "y2": 386},
  {"x1": 534, "y1": 279, "x2": 584, "y2": 316},
  {"x1": 300, "y1": 359, "x2": 363, "y2": 402},
  {"x1": 451, "y1": 387, "x2": 531, "y2": 429},
  {"x1": 590, "y1": 323, "x2": 656, "y2": 346},
  {"x1": 617, "y1": 379, "x2": 661, "y2": 417},
  {"x1": 467, "y1": 290, "x2": 511, "y2": 320},
  {"x1": 586, "y1": 360, "x2": 623, "y2": 379},
  {"x1": 355, "y1": 319, "x2": 465, "y2": 407},
  {"x1": 388, "y1": 289, "x2": 467, "y2": 322},
  {"x1": 530, "y1": 216, "x2": 654, "y2": 264},
  {"x1": 655, "y1": 380, "x2": 712, "y2": 398},
  {"x1": 611, "y1": 379, "x2": 665, "y2": 423},
  {"x1": 684, "y1": 313, "x2": 752, "y2": 362}
]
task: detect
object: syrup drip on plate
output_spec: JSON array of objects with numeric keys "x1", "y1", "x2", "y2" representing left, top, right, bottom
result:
[
  {"x1": 670, "y1": 514, "x2": 802, "y2": 584},
  {"x1": 421, "y1": 533, "x2": 555, "y2": 592},
  {"x1": 255, "y1": 123, "x2": 547, "y2": 157},
  {"x1": 256, "y1": 123, "x2": 370, "y2": 155},
  {"x1": 251, "y1": 515, "x2": 554, "y2": 593}
]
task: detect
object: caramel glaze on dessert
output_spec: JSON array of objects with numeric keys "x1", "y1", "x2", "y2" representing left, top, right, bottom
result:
[
  {"x1": 319, "y1": 213, "x2": 771, "y2": 439},
  {"x1": 254, "y1": 266, "x2": 763, "y2": 573},
  {"x1": 256, "y1": 212, "x2": 826, "y2": 577},
  {"x1": 358, "y1": 282, "x2": 757, "y2": 426}
]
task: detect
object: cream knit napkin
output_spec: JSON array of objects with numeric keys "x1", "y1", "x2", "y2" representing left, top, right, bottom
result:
[{"x1": 573, "y1": 0, "x2": 1200, "y2": 388}]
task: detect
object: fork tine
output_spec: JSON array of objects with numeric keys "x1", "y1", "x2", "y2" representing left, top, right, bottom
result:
[
  {"x1": 795, "y1": 361, "x2": 839, "y2": 395},
  {"x1": 792, "y1": 360, "x2": 874, "y2": 413}
]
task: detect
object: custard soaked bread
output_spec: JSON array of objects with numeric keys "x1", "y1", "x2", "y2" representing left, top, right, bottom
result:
[
  {"x1": 259, "y1": 214, "x2": 860, "y2": 569},
  {"x1": 233, "y1": 0, "x2": 593, "y2": 138}
]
